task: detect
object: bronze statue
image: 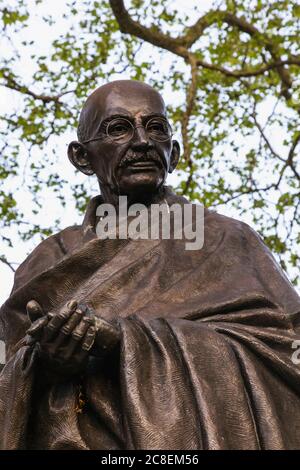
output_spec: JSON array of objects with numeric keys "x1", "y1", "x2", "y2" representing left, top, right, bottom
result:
[{"x1": 1, "y1": 80, "x2": 300, "y2": 450}]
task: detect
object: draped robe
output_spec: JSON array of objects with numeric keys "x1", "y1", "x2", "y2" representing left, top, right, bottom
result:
[{"x1": 1, "y1": 188, "x2": 300, "y2": 450}]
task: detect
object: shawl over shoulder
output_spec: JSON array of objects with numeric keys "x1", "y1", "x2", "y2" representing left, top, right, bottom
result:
[{"x1": 1, "y1": 188, "x2": 300, "y2": 449}]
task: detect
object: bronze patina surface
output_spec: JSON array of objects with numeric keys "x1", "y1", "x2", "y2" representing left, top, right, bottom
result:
[{"x1": 0, "y1": 81, "x2": 300, "y2": 449}]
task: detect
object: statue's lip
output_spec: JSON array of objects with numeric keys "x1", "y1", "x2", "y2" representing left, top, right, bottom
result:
[
  {"x1": 127, "y1": 160, "x2": 158, "y2": 167},
  {"x1": 121, "y1": 159, "x2": 162, "y2": 169}
]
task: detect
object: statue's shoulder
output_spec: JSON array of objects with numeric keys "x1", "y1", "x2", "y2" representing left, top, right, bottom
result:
[
  {"x1": 12, "y1": 224, "x2": 82, "y2": 292},
  {"x1": 203, "y1": 207, "x2": 265, "y2": 246},
  {"x1": 167, "y1": 187, "x2": 264, "y2": 247}
]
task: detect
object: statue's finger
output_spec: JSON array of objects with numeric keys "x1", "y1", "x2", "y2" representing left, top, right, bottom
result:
[
  {"x1": 67, "y1": 299, "x2": 78, "y2": 311},
  {"x1": 26, "y1": 316, "x2": 48, "y2": 337},
  {"x1": 76, "y1": 302, "x2": 89, "y2": 314},
  {"x1": 26, "y1": 300, "x2": 44, "y2": 323},
  {"x1": 80, "y1": 303, "x2": 95, "y2": 317},
  {"x1": 94, "y1": 317, "x2": 121, "y2": 351},
  {"x1": 44, "y1": 302, "x2": 79, "y2": 340},
  {"x1": 48, "y1": 315, "x2": 93, "y2": 362},
  {"x1": 71, "y1": 316, "x2": 93, "y2": 342},
  {"x1": 81, "y1": 326, "x2": 96, "y2": 351},
  {"x1": 61, "y1": 309, "x2": 85, "y2": 335},
  {"x1": 61, "y1": 319, "x2": 93, "y2": 361}
]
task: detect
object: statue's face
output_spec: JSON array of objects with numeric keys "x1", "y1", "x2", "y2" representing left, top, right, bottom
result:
[{"x1": 78, "y1": 81, "x2": 179, "y2": 196}]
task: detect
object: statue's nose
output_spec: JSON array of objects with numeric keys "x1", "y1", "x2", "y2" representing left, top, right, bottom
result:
[{"x1": 131, "y1": 126, "x2": 152, "y2": 151}]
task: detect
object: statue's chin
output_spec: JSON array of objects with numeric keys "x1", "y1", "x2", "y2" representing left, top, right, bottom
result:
[{"x1": 116, "y1": 168, "x2": 165, "y2": 197}]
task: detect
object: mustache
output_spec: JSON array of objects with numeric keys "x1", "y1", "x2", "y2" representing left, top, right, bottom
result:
[{"x1": 118, "y1": 149, "x2": 164, "y2": 168}]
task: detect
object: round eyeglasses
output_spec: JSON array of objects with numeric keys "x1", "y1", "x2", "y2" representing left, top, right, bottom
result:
[{"x1": 82, "y1": 117, "x2": 173, "y2": 145}]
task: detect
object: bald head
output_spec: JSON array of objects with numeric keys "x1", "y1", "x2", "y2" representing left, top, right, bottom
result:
[
  {"x1": 77, "y1": 80, "x2": 167, "y2": 142},
  {"x1": 69, "y1": 79, "x2": 179, "y2": 205}
]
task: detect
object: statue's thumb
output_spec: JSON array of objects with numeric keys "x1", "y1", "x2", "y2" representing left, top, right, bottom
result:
[{"x1": 26, "y1": 300, "x2": 44, "y2": 323}]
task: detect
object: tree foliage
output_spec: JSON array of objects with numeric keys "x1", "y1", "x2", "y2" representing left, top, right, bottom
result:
[{"x1": 0, "y1": 0, "x2": 299, "y2": 283}]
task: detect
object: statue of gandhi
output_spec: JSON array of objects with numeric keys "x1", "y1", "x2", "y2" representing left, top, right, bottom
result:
[
  {"x1": 2, "y1": 79, "x2": 300, "y2": 450},
  {"x1": 25, "y1": 80, "x2": 180, "y2": 377}
]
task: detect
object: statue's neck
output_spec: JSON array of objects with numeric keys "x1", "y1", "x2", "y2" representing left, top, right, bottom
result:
[{"x1": 99, "y1": 183, "x2": 166, "y2": 209}]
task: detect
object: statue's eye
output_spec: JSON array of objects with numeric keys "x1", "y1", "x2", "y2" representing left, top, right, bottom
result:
[
  {"x1": 108, "y1": 120, "x2": 132, "y2": 137},
  {"x1": 147, "y1": 120, "x2": 168, "y2": 135}
]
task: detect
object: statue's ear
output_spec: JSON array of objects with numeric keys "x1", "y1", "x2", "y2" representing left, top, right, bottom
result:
[
  {"x1": 169, "y1": 140, "x2": 180, "y2": 173},
  {"x1": 67, "y1": 141, "x2": 94, "y2": 175}
]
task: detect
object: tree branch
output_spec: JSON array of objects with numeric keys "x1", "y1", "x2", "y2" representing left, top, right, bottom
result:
[
  {"x1": 109, "y1": 1, "x2": 298, "y2": 98},
  {"x1": 287, "y1": 133, "x2": 300, "y2": 181},
  {"x1": 210, "y1": 183, "x2": 275, "y2": 207},
  {"x1": 180, "y1": 55, "x2": 198, "y2": 195},
  {"x1": 1, "y1": 72, "x2": 75, "y2": 104},
  {"x1": 181, "y1": 10, "x2": 294, "y2": 94},
  {"x1": 0, "y1": 256, "x2": 16, "y2": 273},
  {"x1": 252, "y1": 111, "x2": 300, "y2": 183},
  {"x1": 109, "y1": 0, "x2": 189, "y2": 59},
  {"x1": 196, "y1": 58, "x2": 300, "y2": 78},
  {"x1": 251, "y1": 112, "x2": 286, "y2": 163}
]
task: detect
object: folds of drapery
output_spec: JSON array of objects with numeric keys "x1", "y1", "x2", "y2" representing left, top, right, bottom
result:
[
  {"x1": 1, "y1": 310, "x2": 300, "y2": 450},
  {"x1": 119, "y1": 313, "x2": 300, "y2": 450},
  {"x1": 1, "y1": 191, "x2": 300, "y2": 449}
]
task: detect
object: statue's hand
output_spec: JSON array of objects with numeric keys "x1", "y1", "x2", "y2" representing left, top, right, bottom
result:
[
  {"x1": 92, "y1": 317, "x2": 121, "y2": 357},
  {"x1": 25, "y1": 299, "x2": 96, "y2": 376}
]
